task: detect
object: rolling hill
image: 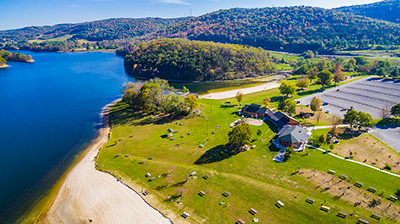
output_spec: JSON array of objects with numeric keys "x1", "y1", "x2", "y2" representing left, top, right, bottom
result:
[
  {"x1": 2, "y1": 6, "x2": 400, "y2": 53},
  {"x1": 335, "y1": 0, "x2": 400, "y2": 24}
]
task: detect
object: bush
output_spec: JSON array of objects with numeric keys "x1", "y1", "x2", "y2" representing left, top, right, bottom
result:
[
  {"x1": 329, "y1": 144, "x2": 334, "y2": 150},
  {"x1": 319, "y1": 134, "x2": 326, "y2": 144},
  {"x1": 384, "y1": 163, "x2": 392, "y2": 170}
]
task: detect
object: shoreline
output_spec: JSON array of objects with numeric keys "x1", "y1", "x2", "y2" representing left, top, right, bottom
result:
[{"x1": 43, "y1": 99, "x2": 172, "y2": 223}]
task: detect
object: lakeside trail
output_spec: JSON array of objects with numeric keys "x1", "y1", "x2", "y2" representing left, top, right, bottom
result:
[
  {"x1": 44, "y1": 99, "x2": 171, "y2": 224},
  {"x1": 199, "y1": 81, "x2": 280, "y2": 99}
]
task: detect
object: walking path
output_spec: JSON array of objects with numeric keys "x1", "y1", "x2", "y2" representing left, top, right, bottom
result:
[
  {"x1": 307, "y1": 145, "x2": 400, "y2": 178},
  {"x1": 311, "y1": 124, "x2": 350, "y2": 130},
  {"x1": 200, "y1": 81, "x2": 280, "y2": 99}
]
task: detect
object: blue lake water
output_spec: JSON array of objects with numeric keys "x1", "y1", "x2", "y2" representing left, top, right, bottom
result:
[{"x1": 0, "y1": 51, "x2": 134, "y2": 223}]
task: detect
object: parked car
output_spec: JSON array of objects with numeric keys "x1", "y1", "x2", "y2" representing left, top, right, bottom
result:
[
  {"x1": 340, "y1": 108, "x2": 347, "y2": 111},
  {"x1": 336, "y1": 89, "x2": 340, "y2": 91},
  {"x1": 322, "y1": 102, "x2": 328, "y2": 106}
]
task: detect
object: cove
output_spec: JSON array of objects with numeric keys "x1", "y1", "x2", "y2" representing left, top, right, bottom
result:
[{"x1": 0, "y1": 51, "x2": 134, "y2": 223}]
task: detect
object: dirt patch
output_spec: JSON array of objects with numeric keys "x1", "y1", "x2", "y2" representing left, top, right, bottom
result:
[
  {"x1": 332, "y1": 133, "x2": 400, "y2": 173},
  {"x1": 296, "y1": 107, "x2": 333, "y2": 125},
  {"x1": 301, "y1": 169, "x2": 400, "y2": 222}
]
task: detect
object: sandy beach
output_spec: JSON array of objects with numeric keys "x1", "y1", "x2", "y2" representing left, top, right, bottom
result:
[
  {"x1": 44, "y1": 99, "x2": 171, "y2": 224},
  {"x1": 199, "y1": 81, "x2": 280, "y2": 99}
]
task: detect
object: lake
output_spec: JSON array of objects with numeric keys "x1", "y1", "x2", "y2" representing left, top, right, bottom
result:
[{"x1": 0, "y1": 51, "x2": 134, "y2": 223}]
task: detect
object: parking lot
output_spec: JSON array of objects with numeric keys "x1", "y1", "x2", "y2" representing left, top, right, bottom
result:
[{"x1": 297, "y1": 77, "x2": 400, "y2": 119}]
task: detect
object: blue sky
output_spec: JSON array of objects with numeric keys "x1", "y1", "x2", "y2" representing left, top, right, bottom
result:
[{"x1": 1, "y1": 0, "x2": 380, "y2": 30}]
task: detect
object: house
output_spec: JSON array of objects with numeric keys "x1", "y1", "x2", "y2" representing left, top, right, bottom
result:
[
  {"x1": 241, "y1": 103, "x2": 268, "y2": 118},
  {"x1": 273, "y1": 125, "x2": 310, "y2": 151},
  {"x1": 266, "y1": 110, "x2": 299, "y2": 129}
]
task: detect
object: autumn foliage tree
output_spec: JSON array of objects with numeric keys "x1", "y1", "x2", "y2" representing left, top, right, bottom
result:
[{"x1": 228, "y1": 123, "x2": 252, "y2": 149}]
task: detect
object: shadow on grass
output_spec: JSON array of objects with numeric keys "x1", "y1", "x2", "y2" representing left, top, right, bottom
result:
[
  {"x1": 110, "y1": 101, "x2": 188, "y2": 126},
  {"x1": 395, "y1": 190, "x2": 400, "y2": 198},
  {"x1": 194, "y1": 144, "x2": 238, "y2": 164},
  {"x1": 164, "y1": 194, "x2": 181, "y2": 202},
  {"x1": 264, "y1": 119, "x2": 279, "y2": 133},
  {"x1": 376, "y1": 118, "x2": 400, "y2": 127},
  {"x1": 297, "y1": 88, "x2": 323, "y2": 96},
  {"x1": 339, "y1": 129, "x2": 363, "y2": 140},
  {"x1": 268, "y1": 141, "x2": 280, "y2": 152}
]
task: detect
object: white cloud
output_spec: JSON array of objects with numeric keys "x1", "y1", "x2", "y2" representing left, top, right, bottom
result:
[
  {"x1": 156, "y1": 0, "x2": 191, "y2": 5},
  {"x1": 71, "y1": 4, "x2": 77, "y2": 7}
]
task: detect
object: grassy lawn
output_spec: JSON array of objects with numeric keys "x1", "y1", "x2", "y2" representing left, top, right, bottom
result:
[
  {"x1": 28, "y1": 35, "x2": 73, "y2": 44},
  {"x1": 96, "y1": 98, "x2": 400, "y2": 224}
]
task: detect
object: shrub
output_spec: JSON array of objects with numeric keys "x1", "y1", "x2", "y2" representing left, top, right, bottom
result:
[
  {"x1": 384, "y1": 163, "x2": 392, "y2": 170},
  {"x1": 319, "y1": 134, "x2": 326, "y2": 144}
]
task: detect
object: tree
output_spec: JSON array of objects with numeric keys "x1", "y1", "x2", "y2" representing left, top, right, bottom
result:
[
  {"x1": 391, "y1": 103, "x2": 400, "y2": 117},
  {"x1": 332, "y1": 63, "x2": 346, "y2": 84},
  {"x1": 228, "y1": 123, "x2": 252, "y2": 148},
  {"x1": 354, "y1": 56, "x2": 369, "y2": 66},
  {"x1": 283, "y1": 99, "x2": 297, "y2": 116},
  {"x1": 319, "y1": 134, "x2": 326, "y2": 144},
  {"x1": 182, "y1": 86, "x2": 189, "y2": 93},
  {"x1": 343, "y1": 109, "x2": 358, "y2": 129},
  {"x1": 310, "y1": 96, "x2": 321, "y2": 114},
  {"x1": 0, "y1": 56, "x2": 6, "y2": 66},
  {"x1": 343, "y1": 109, "x2": 373, "y2": 130},
  {"x1": 356, "y1": 111, "x2": 373, "y2": 130},
  {"x1": 279, "y1": 81, "x2": 296, "y2": 97},
  {"x1": 296, "y1": 76, "x2": 310, "y2": 89},
  {"x1": 185, "y1": 94, "x2": 199, "y2": 112},
  {"x1": 236, "y1": 91, "x2": 244, "y2": 104},
  {"x1": 317, "y1": 70, "x2": 333, "y2": 87},
  {"x1": 284, "y1": 147, "x2": 294, "y2": 160},
  {"x1": 278, "y1": 97, "x2": 286, "y2": 111},
  {"x1": 390, "y1": 67, "x2": 400, "y2": 80},
  {"x1": 263, "y1": 96, "x2": 271, "y2": 107},
  {"x1": 307, "y1": 66, "x2": 319, "y2": 80}
]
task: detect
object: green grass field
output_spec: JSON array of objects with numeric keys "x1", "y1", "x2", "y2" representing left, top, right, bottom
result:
[
  {"x1": 28, "y1": 35, "x2": 73, "y2": 44},
  {"x1": 96, "y1": 91, "x2": 400, "y2": 223}
]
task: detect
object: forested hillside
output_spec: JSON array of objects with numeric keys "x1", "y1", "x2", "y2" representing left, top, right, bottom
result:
[
  {"x1": 0, "y1": 49, "x2": 32, "y2": 63},
  {"x1": 155, "y1": 6, "x2": 400, "y2": 53},
  {"x1": 124, "y1": 38, "x2": 275, "y2": 81},
  {"x1": 2, "y1": 6, "x2": 400, "y2": 53},
  {"x1": 336, "y1": 0, "x2": 400, "y2": 24},
  {"x1": 0, "y1": 18, "x2": 184, "y2": 52}
]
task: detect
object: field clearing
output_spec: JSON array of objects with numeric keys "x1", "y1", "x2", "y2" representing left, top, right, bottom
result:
[
  {"x1": 301, "y1": 169, "x2": 400, "y2": 221},
  {"x1": 96, "y1": 97, "x2": 400, "y2": 224},
  {"x1": 28, "y1": 35, "x2": 73, "y2": 43},
  {"x1": 295, "y1": 106, "x2": 334, "y2": 126},
  {"x1": 332, "y1": 134, "x2": 400, "y2": 173}
]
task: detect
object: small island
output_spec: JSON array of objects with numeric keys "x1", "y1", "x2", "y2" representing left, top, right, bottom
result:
[{"x1": 0, "y1": 49, "x2": 33, "y2": 68}]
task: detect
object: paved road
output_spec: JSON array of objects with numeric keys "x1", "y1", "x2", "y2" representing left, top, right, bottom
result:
[{"x1": 369, "y1": 126, "x2": 400, "y2": 153}]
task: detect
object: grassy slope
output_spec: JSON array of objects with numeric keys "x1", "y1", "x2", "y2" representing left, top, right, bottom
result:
[{"x1": 96, "y1": 93, "x2": 400, "y2": 223}]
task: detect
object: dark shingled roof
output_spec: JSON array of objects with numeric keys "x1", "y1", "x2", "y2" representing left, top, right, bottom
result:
[
  {"x1": 242, "y1": 104, "x2": 267, "y2": 115},
  {"x1": 277, "y1": 126, "x2": 309, "y2": 144}
]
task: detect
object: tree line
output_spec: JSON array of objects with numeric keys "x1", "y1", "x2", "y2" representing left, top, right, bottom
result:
[
  {"x1": 3, "y1": 6, "x2": 400, "y2": 53},
  {"x1": 0, "y1": 49, "x2": 32, "y2": 65},
  {"x1": 124, "y1": 38, "x2": 276, "y2": 81}
]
